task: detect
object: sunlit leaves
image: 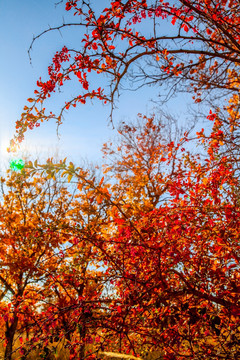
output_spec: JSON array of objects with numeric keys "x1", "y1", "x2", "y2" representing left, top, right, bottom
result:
[
  {"x1": 10, "y1": 0, "x2": 240, "y2": 146},
  {"x1": 21, "y1": 110, "x2": 240, "y2": 358}
]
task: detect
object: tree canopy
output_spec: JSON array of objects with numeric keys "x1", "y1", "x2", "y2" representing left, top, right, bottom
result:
[
  {"x1": 11, "y1": 0, "x2": 240, "y2": 147},
  {"x1": 2, "y1": 1, "x2": 240, "y2": 359}
]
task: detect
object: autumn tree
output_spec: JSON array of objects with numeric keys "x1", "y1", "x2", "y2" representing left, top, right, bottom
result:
[
  {"x1": 10, "y1": 0, "x2": 240, "y2": 147},
  {"x1": 24, "y1": 107, "x2": 240, "y2": 359},
  {"x1": 0, "y1": 169, "x2": 81, "y2": 360},
  {"x1": 5, "y1": 0, "x2": 240, "y2": 359},
  {"x1": 2, "y1": 164, "x2": 121, "y2": 360},
  {"x1": 100, "y1": 114, "x2": 240, "y2": 359}
]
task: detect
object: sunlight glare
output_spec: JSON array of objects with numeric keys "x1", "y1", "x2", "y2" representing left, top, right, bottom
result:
[{"x1": 0, "y1": 137, "x2": 10, "y2": 161}]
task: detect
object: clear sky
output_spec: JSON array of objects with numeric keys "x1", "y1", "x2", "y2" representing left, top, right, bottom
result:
[{"x1": 0, "y1": 0, "x2": 194, "y2": 172}]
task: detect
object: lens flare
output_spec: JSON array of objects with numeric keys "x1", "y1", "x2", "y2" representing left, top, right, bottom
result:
[{"x1": 9, "y1": 159, "x2": 25, "y2": 171}]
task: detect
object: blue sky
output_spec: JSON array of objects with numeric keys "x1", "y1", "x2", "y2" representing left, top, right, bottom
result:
[{"x1": 0, "y1": 0, "x2": 194, "y2": 172}]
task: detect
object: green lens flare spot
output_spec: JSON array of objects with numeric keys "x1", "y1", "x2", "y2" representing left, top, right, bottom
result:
[{"x1": 10, "y1": 159, "x2": 25, "y2": 171}]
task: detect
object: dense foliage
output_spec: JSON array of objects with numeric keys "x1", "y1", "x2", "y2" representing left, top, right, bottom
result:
[{"x1": 2, "y1": 1, "x2": 240, "y2": 359}]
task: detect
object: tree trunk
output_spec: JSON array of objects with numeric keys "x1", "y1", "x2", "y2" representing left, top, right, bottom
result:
[
  {"x1": 4, "y1": 316, "x2": 18, "y2": 360},
  {"x1": 78, "y1": 320, "x2": 86, "y2": 360}
]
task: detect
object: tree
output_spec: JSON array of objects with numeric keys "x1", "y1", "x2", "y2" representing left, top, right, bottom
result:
[
  {"x1": 25, "y1": 110, "x2": 240, "y2": 359},
  {"x1": 0, "y1": 165, "x2": 120, "y2": 360},
  {"x1": 0, "y1": 169, "x2": 77, "y2": 360},
  {"x1": 5, "y1": 0, "x2": 240, "y2": 359},
  {"x1": 11, "y1": 0, "x2": 240, "y2": 147},
  {"x1": 97, "y1": 114, "x2": 240, "y2": 359}
]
